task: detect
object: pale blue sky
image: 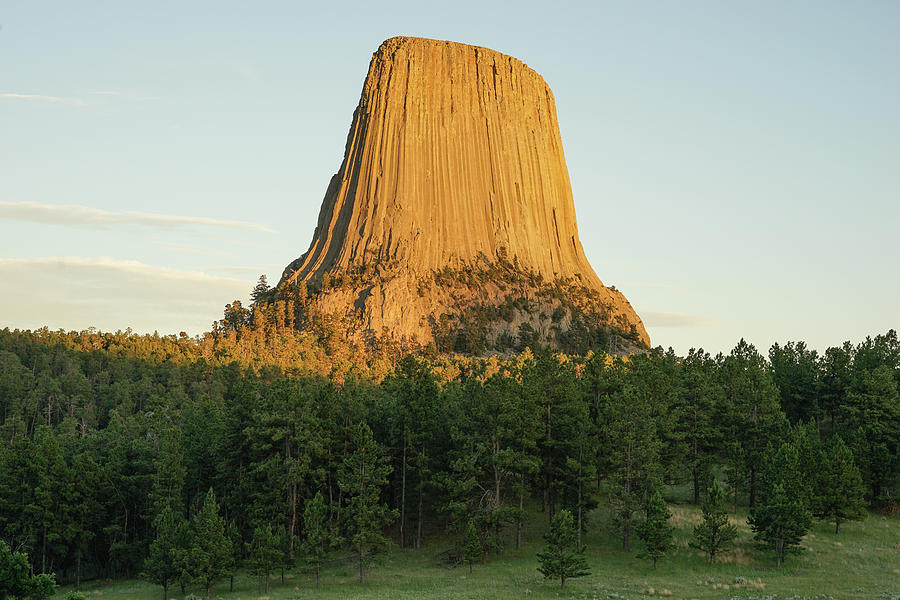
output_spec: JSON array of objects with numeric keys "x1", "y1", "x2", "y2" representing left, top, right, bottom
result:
[{"x1": 1, "y1": 1, "x2": 897, "y2": 355}]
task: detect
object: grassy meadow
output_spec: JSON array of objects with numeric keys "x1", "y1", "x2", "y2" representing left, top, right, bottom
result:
[{"x1": 56, "y1": 501, "x2": 899, "y2": 600}]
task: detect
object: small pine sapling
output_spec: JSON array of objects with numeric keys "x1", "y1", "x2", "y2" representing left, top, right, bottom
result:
[
  {"x1": 690, "y1": 480, "x2": 738, "y2": 563},
  {"x1": 537, "y1": 509, "x2": 590, "y2": 589},
  {"x1": 636, "y1": 491, "x2": 675, "y2": 569},
  {"x1": 461, "y1": 521, "x2": 483, "y2": 573}
]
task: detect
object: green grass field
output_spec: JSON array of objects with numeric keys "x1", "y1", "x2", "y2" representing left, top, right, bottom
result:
[{"x1": 57, "y1": 503, "x2": 899, "y2": 600}]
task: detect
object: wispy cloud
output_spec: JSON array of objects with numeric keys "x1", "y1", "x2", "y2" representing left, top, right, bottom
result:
[
  {"x1": 0, "y1": 257, "x2": 251, "y2": 335},
  {"x1": 0, "y1": 92, "x2": 88, "y2": 107},
  {"x1": 0, "y1": 201, "x2": 276, "y2": 233},
  {"x1": 1, "y1": 90, "x2": 158, "y2": 107},
  {"x1": 0, "y1": 256, "x2": 247, "y2": 284},
  {"x1": 642, "y1": 310, "x2": 718, "y2": 328},
  {"x1": 88, "y1": 90, "x2": 159, "y2": 101}
]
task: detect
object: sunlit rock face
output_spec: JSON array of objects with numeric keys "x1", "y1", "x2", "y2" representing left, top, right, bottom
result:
[{"x1": 281, "y1": 37, "x2": 648, "y2": 352}]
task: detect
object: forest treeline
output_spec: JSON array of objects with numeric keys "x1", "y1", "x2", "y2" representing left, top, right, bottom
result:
[{"x1": 0, "y1": 326, "x2": 897, "y2": 595}]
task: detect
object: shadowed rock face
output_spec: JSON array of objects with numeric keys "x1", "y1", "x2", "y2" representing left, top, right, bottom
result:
[{"x1": 281, "y1": 36, "x2": 649, "y2": 351}]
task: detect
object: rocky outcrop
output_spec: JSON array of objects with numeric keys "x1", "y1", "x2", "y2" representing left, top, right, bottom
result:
[{"x1": 280, "y1": 36, "x2": 648, "y2": 353}]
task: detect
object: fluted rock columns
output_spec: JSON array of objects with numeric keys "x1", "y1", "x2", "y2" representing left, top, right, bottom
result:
[{"x1": 281, "y1": 36, "x2": 649, "y2": 349}]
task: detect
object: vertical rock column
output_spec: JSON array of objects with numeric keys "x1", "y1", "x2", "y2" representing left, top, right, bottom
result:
[{"x1": 282, "y1": 36, "x2": 649, "y2": 347}]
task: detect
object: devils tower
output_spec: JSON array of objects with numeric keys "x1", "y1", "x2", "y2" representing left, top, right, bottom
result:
[{"x1": 279, "y1": 36, "x2": 648, "y2": 353}]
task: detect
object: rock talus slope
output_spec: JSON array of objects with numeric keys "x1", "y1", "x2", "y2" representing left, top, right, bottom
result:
[{"x1": 281, "y1": 36, "x2": 649, "y2": 351}]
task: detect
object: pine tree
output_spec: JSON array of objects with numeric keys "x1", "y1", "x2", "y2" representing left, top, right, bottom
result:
[
  {"x1": 690, "y1": 480, "x2": 738, "y2": 563},
  {"x1": 144, "y1": 425, "x2": 189, "y2": 595},
  {"x1": 793, "y1": 421, "x2": 825, "y2": 514},
  {"x1": 189, "y1": 489, "x2": 232, "y2": 600},
  {"x1": 225, "y1": 521, "x2": 242, "y2": 592},
  {"x1": 338, "y1": 422, "x2": 397, "y2": 584},
  {"x1": 142, "y1": 507, "x2": 184, "y2": 600},
  {"x1": 721, "y1": 340, "x2": 788, "y2": 508},
  {"x1": 244, "y1": 377, "x2": 329, "y2": 556},
  {"x1": 749, "y1": 483, "x2": 811, "y2": 568},
  {"x1": 818, "y1": 436, "x2": 866, "y2": 534},
  {"x1": 748, "y1": 443, "x2": 812, "y2": 568},
  {"x1": 274, "y1": 525, "x2": 292, "y2": 586},
  {"x1": 443, "y1": 371, "x2": 539, "y2": 556},
  {"x1": 28, "y1": 426, "x2": 72, "y2": 576},
  {"x1": 536, "y1": 509, "x2": 590, "y2": 589},
  {"x1": 603, "y1": 384, "x2": 662, "y2": 551},
  {"x1": 841, "y1": 364, "x2": 899, "y2": 501},
  {"x1": 250, "y1": 275, "x2": 271, "y2": 304},
  {"x1": 525, "y1": 349, "x2": 583, "y2": 524},
  {"x1": 300, "y1": 491, "x2": 334, "y2": 588},
  {"x1": 677, "y1": 348, "x2": 723, "y2": 505},
  {"x1": 461, "y1": 521, "x2": 482, "y2": 573},
  {"x1": 635, "y1": 491, "x2": 675, "y2": 569},
  {"x1": 149, "y1": 428, "x2": 186, "y2": 518},
  {"x1": 438, "y1": 379, "x2": 485, "y2": 540},
  {"x1": 172, "y1": 517, "x2": 194, "y2": 596},
  {"x1": 67, "y1": 449, "x2": 106, "y2": 589},
  {"x1": 769, "y1": 341, "x2": 821, "y2": 424},
  {"x1": 387, "y1": 355, "x2": 438, "y2": 550},
  {"x1": 247, "y1": 524, "x2": 281, "y2": 594}
]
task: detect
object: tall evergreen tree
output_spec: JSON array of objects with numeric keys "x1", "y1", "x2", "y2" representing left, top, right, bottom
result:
[
  {"x1": 338, "y1": 422, "x2": 396, "y2": 584},
  {"x1": 562, "y1": 410, "x2": 597, "y2": 550},
  {"x1": 189, "y1": 489, "x2": 232, "y2": 600},
  {"x1": 677, "y1": 349, "x2": 723, "y2": 505},
  {"x1": 250, "y1": 275, "x2": 271, "y2": 305},
  {"x1": 721, "y1": 340, "x2": 787, "y2": 508},
  {"x1": 225, "y1": 521, "x2": 242, "y2": 592},
  {"x1": 635, "y1": 491, "x2": 675, "y2": 569},
  {"x1": 818, "y1": 436, "x2": 866, "y2": 533},
  {"x1": 142, "y1": 507, "x2": 184, "y2": 600},
  {"x1": 748, "y1": 443, "x2": 812, "y2": 568},
  {"x1": 628, "y1": 349, "x2": 684, "y2": 490},
  {"x1": 438, "y1": 379, "x2": 486, "y2": 543},
  {"x1": 64, "y1": 446, "x2": 106, "y2": 589},
  {"x1": 841, "y1": 365, "x2": 899, "y2": 502},
  {"x1": 793, "y1": 421, "x2": 825, "y2": 513},
  {"x1": 536, "y1": 509, "x2": 590, "y2": 589},
  {"x1": 28, "y1": 426, "x2": 73, "y2": 576},
  {"x1": 581, "y1": 350, "x2": 624, "y2": 495},
  {"x1": 149, "y1": 427, "x2": 186, "y2": 518},
  {"x1": 246, "y1": 377, "x2": 328, "y2": 554},
  {"x1": 690, "y1": 480, "x2": 738, "y2": 563},
  {"x1": 819, "y1": 343, "x2": 854, "y2": 432},
  {"x1": 603, "y1": 384, "x2": 662, "y2": 551},
  {"x1": 386, "y1": 355, "x2": 438, "y2": 549},
  {"x1": 525, "y1": 349, "x2": 582, "y2": 522},
  {"x1": 300, "y1": 491, "x2": 334, "y2": 588},
  {"x1": 443, "y1": 372, "x2": 540, "y2": 555},
  {"x1": 769, "y1": 341, "x2": 821, "y2": 424},
  {"x1": 247, "y1": 524, "x2": 280, "y2": 594}
]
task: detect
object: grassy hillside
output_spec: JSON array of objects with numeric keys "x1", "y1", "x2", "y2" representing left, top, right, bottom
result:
[{"x1": 56, "y1": 503, "x2": 899, "y2": 600}]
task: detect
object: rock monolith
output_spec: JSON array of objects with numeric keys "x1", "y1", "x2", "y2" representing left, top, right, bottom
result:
[{"x1": 279, "y1": 36, "x2": 649, "y2": 353}]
